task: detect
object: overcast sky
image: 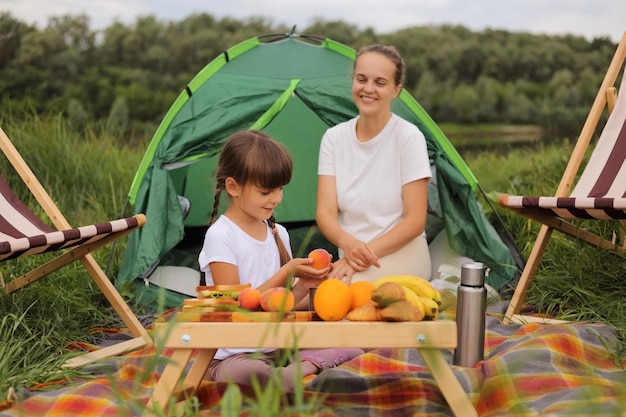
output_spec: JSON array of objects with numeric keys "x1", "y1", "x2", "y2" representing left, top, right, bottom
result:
[{"x1": 2, "y1": 0, "x2": 625, "y2": 42}]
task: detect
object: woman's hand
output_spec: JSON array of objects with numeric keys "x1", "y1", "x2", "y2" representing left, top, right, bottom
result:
[
  {"x1": 340, "y1": 235, "x2": 381, "y2": 272},
  {"x1": 329, "y1": 258, "x2": 356, "y2": 284}
]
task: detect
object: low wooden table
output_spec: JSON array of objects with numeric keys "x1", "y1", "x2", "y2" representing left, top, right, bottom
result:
[{"x1": 143, "y1": 315, "x2": 477, "y2": 417}]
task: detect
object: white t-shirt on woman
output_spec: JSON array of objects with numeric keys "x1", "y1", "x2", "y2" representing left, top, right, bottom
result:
[{"x1": 318, "y1": 113, "x2": 432, "y2": 244}]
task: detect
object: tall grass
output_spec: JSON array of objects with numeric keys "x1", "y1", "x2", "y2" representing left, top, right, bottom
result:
[
  {"x1": 466, "y1": 140, "x2": 626, "y2": 356},
  {"x1": 0, "y1": 112, "x2": 144, "y2": 400}
]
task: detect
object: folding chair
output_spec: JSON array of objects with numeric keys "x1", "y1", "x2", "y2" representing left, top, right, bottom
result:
[
  {"x1": 497, "y1": 31, "x2": 626, "y2": 323},
  {"x1": 0, "y1": 126, "x2": 152, "y2": 367}
]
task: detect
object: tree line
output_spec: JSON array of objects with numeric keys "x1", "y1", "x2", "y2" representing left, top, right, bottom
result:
[{"x1": 0, "y1": 12, "x2": 619, "y2": 143}]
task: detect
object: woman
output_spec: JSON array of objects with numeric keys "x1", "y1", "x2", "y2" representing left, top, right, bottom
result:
[{"x1": 316, "y1": 44, "x2": 432, "y2": 283}]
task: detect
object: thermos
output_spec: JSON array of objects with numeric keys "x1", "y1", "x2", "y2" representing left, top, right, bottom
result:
[{"x1": 453, "y1": 262, "x2": 487, "y2": 367}]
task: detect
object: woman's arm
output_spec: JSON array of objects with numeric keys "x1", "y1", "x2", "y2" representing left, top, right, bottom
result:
[
  {"x1": 367, "y1": 178, "x2": 429, "y2": 257},
  {"x1": 316, "y1": 175, "x2": 379, "y2": 272},
  {"x1": 315, "y1": 175, "x2": 343, "y2": 246}
]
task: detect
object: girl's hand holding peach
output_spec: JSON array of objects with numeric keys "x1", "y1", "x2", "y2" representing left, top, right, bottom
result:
[{"x1": 297, "y1": 260, "x2": 331, "y2": 279}]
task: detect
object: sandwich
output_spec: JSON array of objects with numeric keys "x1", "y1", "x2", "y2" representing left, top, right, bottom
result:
[
  {"x1": 182, "y1": 283, "x2": 251, "y2": 312},
  {"x1": 196, "y1": 283, "x2": 251, "y2": 300}
]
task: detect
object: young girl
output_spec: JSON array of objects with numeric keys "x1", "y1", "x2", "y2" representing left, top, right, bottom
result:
[
  {"x1": 198, "y1": 130, "x2": 363, "y2": 389},
  {"x1": 316, "y1": 44, "x2": 432, "y2": 284}
]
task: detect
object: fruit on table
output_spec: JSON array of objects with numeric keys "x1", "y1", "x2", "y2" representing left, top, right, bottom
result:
[
  {"x1": 308, "y1": 248, "x2": 332, "y2": 269},
  {"x1": 313, "y1": 279, "x2": 351, "y2": 321},
  {"x1": 372, "y1": 275, "x2": 442, "y2": 305},
  {"x1": 372, "y1": 276, "x2": 441, "y2": 321},
  {"x1": 438, "y1": 289, "x2": 457, "y2": 312},
  {"x1": 399, "y1": 285, "x2": 426, "y2": 316},
  {"x1": 260, "y1": 287, "x2": 295, "y2": 312},
  {"x1": 371, "y1": 282, "x2": 406, "y2": 308},
  {"x1": 379, "y1": 300, "x2": 425, "y2": 322},
  {"x1": 344, "y1": 276, "x2": 444, "y2": 322},
  {"x1": 238, "y1": 287, "x2": 262, "y2": 311},
  {"x1": 348, "y1": 281, "x2": 376, "y2": 311},
  {"x1": 346, "y1": 300, "x2": 381, "y2": 321},
  {"x1": 418, "y1": 296, "x2": 440, "y2": 320}
]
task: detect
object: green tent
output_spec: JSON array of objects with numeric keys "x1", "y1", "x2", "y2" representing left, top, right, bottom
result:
[{"x1": 118, "y1": 33, "x2": 520, "y2": 308}]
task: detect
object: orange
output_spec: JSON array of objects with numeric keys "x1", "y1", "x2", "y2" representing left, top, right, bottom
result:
[
  {"x1": 313, "y1": 279, "x2": 352, "y2": 321},
  {"x1": 348, "y1": 281, "x2": 376, "y2": 311}
]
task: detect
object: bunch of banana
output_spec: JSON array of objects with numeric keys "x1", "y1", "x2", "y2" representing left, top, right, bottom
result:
[
  {"x1": 400, "y1": 286, "x2": 426, "y2": 317},
  {"x1": 417, "y1": 296, "x2": 439, "y2": 320},
  {"x1": 372, "y1": 275, "x2": 441, "y2": 320}
]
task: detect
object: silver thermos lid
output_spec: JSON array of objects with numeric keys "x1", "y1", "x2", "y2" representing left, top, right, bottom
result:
[{"x1": 460, "y1": 261, "x2": 487, "y2": 287}]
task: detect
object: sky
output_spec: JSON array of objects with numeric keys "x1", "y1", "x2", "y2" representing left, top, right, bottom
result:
[{"x1": 1, "y1": 0, "x2": 625, "y2": 42}]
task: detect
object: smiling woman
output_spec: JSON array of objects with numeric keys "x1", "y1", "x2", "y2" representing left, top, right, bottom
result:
[{"x1": 316, "y1": 44, "x2": 433, "y2": 284}]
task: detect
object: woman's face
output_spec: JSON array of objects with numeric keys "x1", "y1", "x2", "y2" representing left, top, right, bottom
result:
[{"x1": 352, "y1": 52, "x2": 402, "y2": 118}]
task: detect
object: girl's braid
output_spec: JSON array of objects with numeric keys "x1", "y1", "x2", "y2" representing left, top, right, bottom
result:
[
  {"x1": 267, "y1": 215, "x2": 292, "y2": 266},
  {"x1": 209, "y1": 178, "x2": 224, "y2": 226}
]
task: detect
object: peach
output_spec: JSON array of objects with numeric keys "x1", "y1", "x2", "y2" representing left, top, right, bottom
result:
[
  {"x1": 308, "y1": 248, "x2": 332, "y2": 270},
  {"x1": 260, "y1": 287, "x2": 295, "y2": 312},
  {"x1": 238, "y1": 287, "x2": 262, "y2": 311}
]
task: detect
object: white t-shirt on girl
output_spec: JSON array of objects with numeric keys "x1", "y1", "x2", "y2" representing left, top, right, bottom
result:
[{"x1": 198, "y1": 214, "x2": 292, "y2": 359}]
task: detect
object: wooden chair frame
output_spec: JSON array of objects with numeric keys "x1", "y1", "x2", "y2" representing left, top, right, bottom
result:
[
  {"x1": 499, "y1": 31, "x2": 626, "y2": 324},
  {"x1": 0, "y1": 127, "x2": 153, "y2": 367}
]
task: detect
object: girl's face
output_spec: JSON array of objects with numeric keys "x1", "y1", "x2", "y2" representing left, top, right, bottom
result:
[
  {"x1": 352, "y1": 52, "x2": 402, "y2": 118},
  {"x1": 230, "y1": 180, "x2": 284, "y2": 221}
]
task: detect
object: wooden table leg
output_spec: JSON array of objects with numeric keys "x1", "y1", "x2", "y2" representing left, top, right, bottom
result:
[
  {"x1": 182, "y1": 348, "x2": 217, "y2": 393},
  {"x1": 143, "y1": 348, "x2": 194, "y2": 416},
  {"x1": 418, "y1": 348, "x2": 477, "y2": 417}
]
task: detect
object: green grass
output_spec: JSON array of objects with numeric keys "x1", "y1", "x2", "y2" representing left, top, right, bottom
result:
[
  {"x1": 0, "y1": 113, "x2": 143, "y2": 401},
  {"x1": 467, "y1": 140, "x2": 626, "y2": 355},
  {"x1": 0, "y1": 115, "x2": 624, "y2": 411}
]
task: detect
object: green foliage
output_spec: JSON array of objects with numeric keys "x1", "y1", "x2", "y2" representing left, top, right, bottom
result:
[
  {"x1": 106, "y1": 96, "x2": 129, "y2": 140},
  {"x1": 0, "y1": 112, "x2": 142, "y2": 221},
  {"x1": 0, "y1": 310, "x2": 93, "y2": 403},
  {"x1": 0, "y1": 12, "x2": 619, "y2": 137},
  {"x1": 67, "y1": 98, "x2": 89, "y2": 132}
]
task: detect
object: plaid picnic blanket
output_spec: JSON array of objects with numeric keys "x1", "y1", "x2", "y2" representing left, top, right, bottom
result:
[{"x1": 1, "y1": 302, "x2": 625, "y2": 416}]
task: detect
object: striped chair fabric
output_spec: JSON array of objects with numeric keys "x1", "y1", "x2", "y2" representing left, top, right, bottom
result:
[
  {"x1": 499, "y1": 67, "x2": 626, "y2": 220},
  {"x1": 0, "y1": 175, "x2": 143, "y2": 261}
]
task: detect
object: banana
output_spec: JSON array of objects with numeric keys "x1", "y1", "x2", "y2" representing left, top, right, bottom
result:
[
  {"x1": 431, "y1": 288, "x2": 442, "y2": 305},
  {"x1": 418, "y1": 296, "x2": 439, "y2": 320},
  {"x1": 401, "y1": 286, "x2": 426, "y2": 318},
  {"x1": 373, "y1": 275, "x2": 440, "y2": 304}
]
